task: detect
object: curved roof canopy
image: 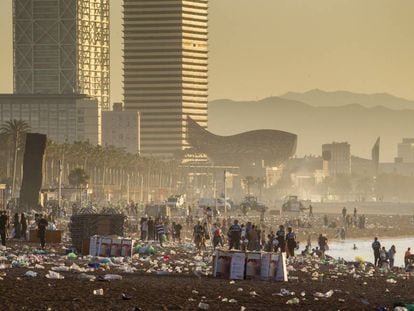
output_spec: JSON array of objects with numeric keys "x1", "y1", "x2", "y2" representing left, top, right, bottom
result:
[{"x1": 187, "y1": 118, "x2": 297, "y2": 167}]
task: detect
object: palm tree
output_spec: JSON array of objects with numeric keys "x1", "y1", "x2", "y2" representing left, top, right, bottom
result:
[
  {"x1": 0, "y1": 119, "x2": 31, "y2": 197},
  {"x1": 256, "y1": 177, "x2": 266, "y2": 200},
  {"x1": 243, "y1": 176, "x2": 256, "y2": 195},
  {"x1": 68, "y1": 168, "x2": 90, "y2": 207}
]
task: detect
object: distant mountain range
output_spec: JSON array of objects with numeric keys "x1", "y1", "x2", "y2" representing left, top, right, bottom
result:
[
  {"x1": 208, "y1": 91, "x2": 414, "y2": 162},
  {"x1": 281, "y1": 89, "x2": 414, "y2": 110}
]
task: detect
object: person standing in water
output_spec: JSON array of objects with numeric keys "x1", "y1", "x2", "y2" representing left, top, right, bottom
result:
[{"x1": 372, "y1": 237, "x2": 381, "y2": 267}]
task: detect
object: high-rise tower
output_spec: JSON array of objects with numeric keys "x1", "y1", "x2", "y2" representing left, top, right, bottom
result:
[
  {"x1": 123, "y1": 0, "x2": 208, "y2": 158},
  {"x1": 13, "y1": 0, "x2": 110, "y2": 110}
]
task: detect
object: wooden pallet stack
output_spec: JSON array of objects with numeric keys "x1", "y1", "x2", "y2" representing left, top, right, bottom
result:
[{"x1": 69, "y1": 209, "x2": 125, "y2": 251}]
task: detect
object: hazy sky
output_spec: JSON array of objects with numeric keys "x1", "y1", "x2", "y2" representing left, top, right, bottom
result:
[{"x1": 1, "y1": 0, "x2": 414, "y2": 102}]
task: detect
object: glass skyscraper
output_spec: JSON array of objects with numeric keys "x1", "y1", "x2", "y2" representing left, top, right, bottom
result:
[{"x1": 13, "y1": 0, "x2": 110, "y2": 110}]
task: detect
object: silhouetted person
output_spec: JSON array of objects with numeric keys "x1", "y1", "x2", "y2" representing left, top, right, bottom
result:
[
  {"x1": 318, "y1": 233, "x2": 328, "y2": 258},
  {"x1": 37, "y1": 214, "x2": 48, "y2": 249},
  {"x1": 275, "y1": 225, "x2": 286, "y2": 252},
  {"x1": 228, "y1": 219, "x2": 242, "y2": 250},
  {"x1": 0, "y1": 211, "x2": 8, "y2": 246},
  {"x1": 372, "y1": 237, "x2": 381, "y2": 267},
  {"x1": 13, "y1": 213, "x2": 21, "y2": 239},
  {"x1": 147, "y1": 217, "x2": 155, "y2": 240},
  {"x1": 323, "y1": 214, "x2": 329, "y2": 227},
  {"x1": 285, "y1": 227, "x2": 297, "y2": 258},
  {"x1": 21, "y1": 213, "x2": 27, "y2": 240}
]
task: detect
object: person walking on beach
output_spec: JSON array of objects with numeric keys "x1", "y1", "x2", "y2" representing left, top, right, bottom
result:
[
  {"x1": 318, "y1": 234, "x2": 328, "y2": 258},
  {"x1": 156, "y1": 220, "x2": 165, "y2": 247},
  {"x1": 404, "y1": 248, "x2": 412, "y2": 268},
  {"x1": 20, "y1": 213, "x2": 27, "y2": 240},
  {"x1": 212, "y1": 223, "x2": 223, "y2": 249},
  {"x1": 372, "y1": 237, "x2": 381, "y2": 267},
  {"x1": 13, "y1": 213, "x2": 21, "y2": 239},
  {"x1": 285, "y1": 227, "x2": 297, "y2": 258},
  {"x1": 140, "y1": 217, "x2": 148, "y2": 241},
  {"x1": 379, "y1": 246, "x2": 388, "y2": 267},
  {"x1": 147, "y1": 217, "x2": 154, "y2": 240},
  {"x1": 323, "y1": 214, "x2": 329, "y2": 227},
  {"x1": 193, "y1": 221, "x2": 205, "y2": 250},
  {"x1": 0, "y1": 211, "x2": 8, "y2": 246},
  {"x1": 37, "y1": 214, "x2": 48, "y2": 249},
  {"x1": 353, "y1": 208, "x2": 358, "y2": 227},
  {"x1": 388, "y1": 245, "x2": 396, "y2": 268},
  {"x1": 228, "y1": 219, "x2": 242, "y2": 250},
  {"x1": 342, "y1": 207, "x2": 347, "y2": 219},
  {"x1": 276, "y1": 225, "x2": 286, "y2": 253}
]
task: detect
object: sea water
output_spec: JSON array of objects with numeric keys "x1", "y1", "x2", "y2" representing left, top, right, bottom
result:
[{"x1": 302, "y1": 237, "x2": 414, "y2": 267}]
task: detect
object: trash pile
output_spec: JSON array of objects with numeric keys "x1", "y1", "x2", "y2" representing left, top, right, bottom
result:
[
  {"x1": 0, "y1": 240, "x2": 213, "y2": 281},
  {"x1": 2, "y1": 238, "x2": 414, "y2": 310}
]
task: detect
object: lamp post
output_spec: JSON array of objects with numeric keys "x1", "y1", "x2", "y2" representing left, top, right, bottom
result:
[
  {"x1": 58, "y1": 159, "x2": 62, "y2": 215},
  {"x1": 224, "y1": 169, "x2": 227, "y2": 215}
]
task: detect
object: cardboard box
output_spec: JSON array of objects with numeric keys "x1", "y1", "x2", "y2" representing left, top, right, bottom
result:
[
  {"x1": 213, "y1": 250, "x2": 232, "y2": 278},
  {"x1": 89, "y1": 235, "x2": 100, "y2": 256},
  {"x1": 245, "y1": 252, "x2": 261, "y2": 280},
  {"x1": 82, "y1": 239, "x2": 91, "y2": 256},
  {"x1": 275, "y1": 252, "x2": 288, "y2": 282},
  {"x1": 230, "y1": 252, "x2": 246, "y2": 280},
  {"x1": 110, "y1": 238, "x2": 123, "y2": 257},
  {"x1": 121, "y1": 239, "x2": 134, "y2": 257},
  {"x1": 99, "y1": 237, "x2": 112, "y2": 257},
  {"x1": 260, "y1": 252, "x2": 272, "y2": 280}
]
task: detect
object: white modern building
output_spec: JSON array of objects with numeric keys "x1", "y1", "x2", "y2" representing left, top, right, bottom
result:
[
  {"x1": 123, "y1": 0, "x2": 208, "y2": 158},
  {"x1": 0, "y1": 94, "x2": 101, "y2": 145},
  {"x1": 102, "y1": 103, "x2": 140, "y2": 154}
]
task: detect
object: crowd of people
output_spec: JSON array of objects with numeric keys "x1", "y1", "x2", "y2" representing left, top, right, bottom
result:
[
  {"x1": 322, "y1": 207, "x2": 366, "y2": 230},
  {"x1": 134, "y1": 205, "x2": 414, "y2": 272},
  {"x1": 191, "y1": 218, "x2": 300, "y2": 258},
  {"x1": 139, "y1": 216, "x2": 183, "y2": 247},
  {"x1": 371, "y1": 237, "x2": 412, "y2": 269},
  {"x1": 0, "y1": 211, "x2": 49, "y2": 249},
  {"x1": 2, "y1": 200, "x2": 414, "y2": 272}
]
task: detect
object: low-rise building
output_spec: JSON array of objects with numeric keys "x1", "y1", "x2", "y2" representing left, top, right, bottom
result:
[
  {"x1": 379, "y1": 162, "x2": 414, "y2": 177},
  {"x1": 0, "y1": 94, "x2": 101, "y2": 145},
  {"x1": 322, "y1": 142, "x2": 351, "y2": 176},
  {"x1": 397, "y1": 138, "x2": 414, "y2": 163},
  {"x1": 102, "y1": 103, "x2": 140, "y2": 154}
]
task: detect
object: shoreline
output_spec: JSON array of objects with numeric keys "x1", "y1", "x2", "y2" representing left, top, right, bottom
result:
[{"x1": 315, "y1": 234, "x2": 414, "y2": 245}]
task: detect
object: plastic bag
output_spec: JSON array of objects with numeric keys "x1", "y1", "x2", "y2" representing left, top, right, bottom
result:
[
  {"x1": 46, "y1": 271, "x2": 64, "y2": 279},
  {"x1": 24, "y1": 270, "x2": 37, "y2": 277},
  {"x1": 103, "y1": 274, "x2": 123, "y2": 281}
]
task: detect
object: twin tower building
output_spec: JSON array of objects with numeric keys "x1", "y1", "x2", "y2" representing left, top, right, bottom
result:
[{"x1": 13, "y1": 0, "x2": 208, "y2": 158}]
